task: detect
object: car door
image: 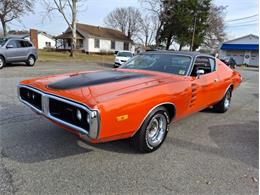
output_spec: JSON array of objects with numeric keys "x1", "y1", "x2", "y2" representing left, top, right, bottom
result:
[
  {"x1": 16, "y1": 40, "x2": 30, "y2": 61},
  {"x1": 5, "y1": 40, "x2": 21, "y2": 62},
  {"x1": 188, "y1": 56, "x2": 221, "y2": 112}
]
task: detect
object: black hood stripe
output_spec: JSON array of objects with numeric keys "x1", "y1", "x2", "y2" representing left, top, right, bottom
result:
[{"x1": 47, "y1": 70, "x2": 151, "y2": 90}]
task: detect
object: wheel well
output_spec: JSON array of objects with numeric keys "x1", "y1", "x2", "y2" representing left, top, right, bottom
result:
[
  {"x1": 230, "y1": 84, "x2": 234, "y2": 96},
  {"x1": 28, "y1": 54, "x2": 35, "y2": 59},
  {"x1": 0, "y1": 54, "x2": 5, "y2": 62},
  {"x1": 161, "y1": 103, "x2": 176, "y2": 122}
]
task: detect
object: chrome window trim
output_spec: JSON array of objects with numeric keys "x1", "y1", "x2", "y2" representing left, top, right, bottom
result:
[{"x1": 17, "y1": 84, "x2": 100, "y2": 139}]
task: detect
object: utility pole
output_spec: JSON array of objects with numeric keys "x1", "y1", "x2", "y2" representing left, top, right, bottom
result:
[{"x1": 190, "y1": 13, "x2": 197, "y2": 51}]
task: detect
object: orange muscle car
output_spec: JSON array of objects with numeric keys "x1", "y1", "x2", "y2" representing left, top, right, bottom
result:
[{"x1": 17, "y1": 51, "x2": 242, "y2": 152}]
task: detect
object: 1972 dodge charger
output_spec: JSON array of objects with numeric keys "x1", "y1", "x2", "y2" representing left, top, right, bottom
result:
[{"x1": 17, "y1": 51, "x2": 242, "y2": 152}]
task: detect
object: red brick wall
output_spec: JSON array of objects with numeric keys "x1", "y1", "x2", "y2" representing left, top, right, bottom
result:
[{"x1": 30, "y1": 29, "x2": 38, "y2": 49}]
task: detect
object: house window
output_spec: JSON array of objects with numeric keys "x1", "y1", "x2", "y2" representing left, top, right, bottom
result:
[
  {"x1": 45, "y1": 42, "x2": 51, "y2": 47},
  {"x1": 124, "y1": 42, "x2": 129, "y2": 50},
  {"x1": 111, "y1": 40, "x2": 115, "y2": 49},
  {"x1": 94, "y1": 38, "x2": 100, "y2": 48}
]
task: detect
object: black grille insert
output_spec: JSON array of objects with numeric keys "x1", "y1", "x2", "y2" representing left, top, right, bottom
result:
[
  {"x1": 49, "y1": 98, "x2": 89, "y2": 131},
  {"x1": 20, "y1": 87, "x2": 42, "y2": 110}
]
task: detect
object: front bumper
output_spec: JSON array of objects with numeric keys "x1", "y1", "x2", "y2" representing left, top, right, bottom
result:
[{"x1": 17, "y1": 84, "x2": 100, "y2": 139}]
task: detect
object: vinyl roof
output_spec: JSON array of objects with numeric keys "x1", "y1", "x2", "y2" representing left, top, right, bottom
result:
[{"x1": 143, "y1": 50, "x2": 213, "y2": 58}]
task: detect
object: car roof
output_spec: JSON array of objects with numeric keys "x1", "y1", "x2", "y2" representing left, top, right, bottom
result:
[
  {"x1": 2, "y1": 37, "x2": 28, "y2": 41},
  {"x1": 143, "y1": 50, "x2": 214, "y2": 58}
]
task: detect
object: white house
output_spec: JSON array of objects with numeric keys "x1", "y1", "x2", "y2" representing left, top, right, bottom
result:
[
  {"x1": 219, "y1": 34, "x2": 259, "y2": 67},
  {"x1": 56, "y1": 23, "x2": 134, "y2": 53},
  {"x1": 24, "y1": 31, "x2": 55, "y2": 49}
]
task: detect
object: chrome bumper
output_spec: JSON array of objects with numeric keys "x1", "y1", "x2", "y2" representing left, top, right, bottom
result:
[{"x1": 17, "y1": 84, "x2": 100, "y2": 139}]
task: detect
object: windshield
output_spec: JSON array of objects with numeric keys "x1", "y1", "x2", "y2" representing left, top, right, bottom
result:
[
  {"x1": 0, "y1": 38, "x2": 8, "y2": 47},
  {"x1": 120, "y1": 53, "x2": 192, "y2": 76},
  {"x1": 117, "y1": 52, "x2": 133, "y2": 57}
]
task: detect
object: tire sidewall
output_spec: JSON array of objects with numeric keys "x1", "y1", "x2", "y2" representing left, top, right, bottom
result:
[
  {"x1": 140, "y1": 107, "x2": 170, "y2": 152},
  {"x1": 0, "y1": 56, "x2": 5, "y2": 69},
  {"x1": 27, "y1": 55, "x2": 35, "y2": 66}
]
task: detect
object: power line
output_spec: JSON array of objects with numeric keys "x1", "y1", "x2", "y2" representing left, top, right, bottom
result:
[
  {"x1": 225, "y1": 14, "x2": 258, "y2": 22},
  {"x1": 227, "y1": 22, "x2": 259, "y2": 28},
  {"x1": 226, "y1": 19, "x2": 259, "y2": 26}
]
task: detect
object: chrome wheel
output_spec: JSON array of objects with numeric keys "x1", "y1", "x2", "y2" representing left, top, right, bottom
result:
[
  {"x1": 146, "y1": 113, "x2": 167, "y2": 147},
  {"x1": 224, "y1": 90, "x2": 231, "y2": 109},
  {"x1": 0, "y1": 58, "x2": 3, "y2": 68},
  {"x1": 28, "y1": 56, "x2": 35, "y2": 66}
]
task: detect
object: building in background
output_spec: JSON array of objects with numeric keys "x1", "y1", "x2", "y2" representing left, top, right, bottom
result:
[
  {"x1": 56, "y1": 23, "x2": 134, "y2": 54},
  {"x1": 6, "y1": 29, "x2": 55, "y2": 49},
  {"x1": 219, "y1": 34, "x2": 259, "y2": 67}
]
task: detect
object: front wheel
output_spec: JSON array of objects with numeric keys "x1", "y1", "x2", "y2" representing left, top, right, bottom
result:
[
  {"x1": 26, "y1": 55, "x2": 36, "y2": 66},
  {"x1": 0, "y1": 56, "x2": 5, "y2": 69},
  {"x1": 213, "y1": 88, "x2": 232, "y2": 113},
  {"x1": 131, "y1": 106, "x2": 170, "y2": 153}
]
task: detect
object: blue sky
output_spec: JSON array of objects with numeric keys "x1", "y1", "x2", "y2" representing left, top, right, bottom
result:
[{"x1": 6, "y1": 0, "x2": 259, "y2": 40}]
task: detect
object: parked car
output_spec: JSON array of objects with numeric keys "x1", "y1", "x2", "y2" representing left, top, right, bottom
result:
[
  {"x1": 17, "y1": 51, "x2": 242, "y2": 153},
  {"x1": 220, "y1": 57, "x2": 236, "y2": 69},
  {"x1": 0, "y1": 38, "x2": 37, "y2": 69},
  {"x1": 114, "y1": 50, "x2": 133, "y2": 67}
]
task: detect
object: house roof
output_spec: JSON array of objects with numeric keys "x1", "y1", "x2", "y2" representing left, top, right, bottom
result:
[
  {"x1": 56, "y1": 23, "x2": 132, "y2": 42},
  {"x1": 223, "y1": 34, "x2": 259, "y2": 44}
]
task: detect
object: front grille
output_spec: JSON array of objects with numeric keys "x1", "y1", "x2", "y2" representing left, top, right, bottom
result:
[
  {"x1": 49, "y1": 98, "x2": 89, "y2": 131},
  {"x1": 20, "y1": 87, "x2": 42, "y2": 110}
]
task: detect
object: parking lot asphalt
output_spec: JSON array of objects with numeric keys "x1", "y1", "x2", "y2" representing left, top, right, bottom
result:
[{"x1": 0, "y1": 62, "x2": 258, "y2": 194}]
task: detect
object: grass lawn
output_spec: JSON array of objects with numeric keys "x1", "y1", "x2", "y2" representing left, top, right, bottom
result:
[{"x1": 38, "y1": 50, "x2": 114, "y2": 63}]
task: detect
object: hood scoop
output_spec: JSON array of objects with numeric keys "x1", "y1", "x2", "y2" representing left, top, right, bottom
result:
[{"x1": 47, "y1": 70, "x2": 151, "y2": 90}]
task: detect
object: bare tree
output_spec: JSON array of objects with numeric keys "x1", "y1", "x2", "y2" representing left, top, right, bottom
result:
[
  {"x1": 104, "y1": 7, "x2": 142, "y2": 40},
  {"x1": 136, "y1": 14, "x2": 156, "y2": 46},
  {"x1": 0, "y1": 0, "x2": 34, "y2": 37},
  {"x1": 139, "y1": 0, "x2": 164, "y2": 48},
  {"x1": 203, "y1": 5, "x2": 226, "y2": 53},
  {"x1": 44, "y1": 0, "x2": 84, "y2": 57}
]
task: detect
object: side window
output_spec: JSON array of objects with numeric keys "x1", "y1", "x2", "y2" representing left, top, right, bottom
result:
[
  {"x1": 19, "y1": 41, "x2": 28, "y2": 48},
  {"x1": 7, "y1": 40, "x2": 18, "y2": 48},
  {"x1": 191, "y1": 57, "x2": 212, "y2": 76}
]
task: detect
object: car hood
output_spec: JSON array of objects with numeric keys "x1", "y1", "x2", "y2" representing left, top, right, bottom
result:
[{"x1": 21, "y1": 69, "x2": 183, "y2": 108}]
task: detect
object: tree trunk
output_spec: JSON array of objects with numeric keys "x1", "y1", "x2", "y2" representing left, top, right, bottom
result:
[
  {"x1": 70, "y1": 0, "x2": 77, "y2": 57},
  {"x1": 165, "y1": 37, "x2": 172, "y2": 50},
  {"x1": 1, "y1": 20, "x2": 7, "y2": 37},
  {"x1": 155, "y1": 21, "x2": 163, "y2": 48},
  {"x1": 179, "y1": 43, "x2": 183, "y2": 51}
]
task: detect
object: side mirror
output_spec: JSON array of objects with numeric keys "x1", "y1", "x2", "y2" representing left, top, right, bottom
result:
[
  {"x1": 6, "y1": 44, "x2": 14, "y2": 49},
  {"x1": 196, "y1": 69, "x2": 205, "y2": 79}
]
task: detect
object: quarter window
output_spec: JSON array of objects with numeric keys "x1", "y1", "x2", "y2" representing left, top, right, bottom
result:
[{"x1": 94, "y1": 38, "x2": 100, "y2": 48}]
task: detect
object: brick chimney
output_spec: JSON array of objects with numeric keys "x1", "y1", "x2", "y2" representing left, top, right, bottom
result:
[{"x1": 30, "y1": 29, "x2": 38, "y2": 49}]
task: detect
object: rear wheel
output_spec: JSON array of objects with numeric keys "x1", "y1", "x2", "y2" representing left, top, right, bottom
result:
[
  {"x1": 131, "y1": 106, "x2": 170, "y2": 153},
  {"x1": 0, "y1": 56, "x2": 5, "y2": 69},
  {"x1": 26, "y1": 55, "x2": 36, "y2": 66},
  {"x1": 213, "y1": 88, "x2": 232, "y2": 113}
]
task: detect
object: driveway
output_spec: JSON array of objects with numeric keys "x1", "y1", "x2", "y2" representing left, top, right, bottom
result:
[{"x1": 0, "y1": 62, "x2": 258, "y2": 194}]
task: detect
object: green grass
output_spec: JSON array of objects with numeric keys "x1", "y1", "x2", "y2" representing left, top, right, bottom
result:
[{"x1": 38, "y1": 50, "x2": 114, "y2": 63}]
